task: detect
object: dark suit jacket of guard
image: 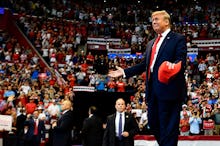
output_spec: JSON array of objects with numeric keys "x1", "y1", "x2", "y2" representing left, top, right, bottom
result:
[
  {"x1": 16, "y1": 113, "x2": 27, "y2": 136},
  {"x1": 102, "y1": 112, "x2": 139, "y2": 146},
  {"x1": 53, "y1": 110, "x2": 74, "y2": 146},
  {"x1": 81, "y1": 115, "x2": 103, "y2": 146}
]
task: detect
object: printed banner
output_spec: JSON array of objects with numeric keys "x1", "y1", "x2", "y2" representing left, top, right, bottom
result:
[
  {"x1": 0, "y1": 115, "x2": 12, "y2": 131},
  {"x1": 73, "y1": 86, "x2": 95, "y2": 92},
  {"x1": 203, "y1": 120, "x2": 215, "y2": 129}
]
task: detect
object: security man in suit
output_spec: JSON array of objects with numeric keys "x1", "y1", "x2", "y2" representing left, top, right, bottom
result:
[
  {"x1": 81, "y1": 106, "x2": 104, "y2": 146},
  {"x1": 52, "y1": 100, "x2": 74, "y2": 146},
  {"x1": 102, "y1": 98, "x2": 139, "y2": 146}
]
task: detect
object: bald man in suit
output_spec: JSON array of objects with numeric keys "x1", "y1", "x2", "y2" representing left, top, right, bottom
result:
[
  {"x1": 108, "y1": 10, "x2": 187, "y2": 146},
  {"x1": 102, "y1": 98, "x2": 139, "y2": 146},
  {"x1": 52, "y1": 100, "x2": 74, "y2": 146}
]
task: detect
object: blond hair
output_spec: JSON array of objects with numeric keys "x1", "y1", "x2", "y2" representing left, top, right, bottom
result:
[{"x1": 152, "y1": 10, "x2": 171, "y2": 27}]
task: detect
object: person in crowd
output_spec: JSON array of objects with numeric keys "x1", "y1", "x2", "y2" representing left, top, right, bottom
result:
[
  {"x1": 23, "y1": 110, "x2": 46, "y2": 146},
  {"x1": 108, "y1": 10, "x2": 187, "y2": 146},
  {"x1": 202, "y1": 109, "x2": 215, "y2": 135},
  {"x1": 213, "y1": 104, "x2": 220, "y2": 135},
  {"x1": 198, "y1": 60, "x2": 207, "y2": 83},
  {"x1": 95, "y1": 75, "x2": 106, "y2": 91},
  {"x1": 75, "y1": 69, "x2": 86, "y2": 85},
  {"x1": 25, "y1": 97, "x2": 37, "y2": 114},
  {"x1": 81, "y1": 106, "x2": 103, "y2": 146},
  {"x1": 52, "y1": 100, "x2": 74, "y2": 146},
  {"x1": 102, "y1": 98, "x2": 139, "y2": 146},
  {"x1": 180, "y1": 104, "x2": 191, "y2": 119},
  {"x1": 126, "y1": 78, "x2": 136, "y2": 93},
  {"x1": 206, "y1": 53, "x2": 215, "y2": 66},
  {"x1": 37, "y1": 105, "x2": 47, "y2": 121},
  {"x1": 138, "y1": 102, "x2": 149, "y2": 135},
  {"x1": 189, "y1": 109, "x2": 202, "y2": 135},
  {"x1": 47, "y1": 99, "x2": 61, "y2": 119},
  {"x1": 116, "y1": 77, "x2": 126, "y2": 92},
  {"x1": 3, "y1": 85, "x2": 15, "y2": 100},
  {"x1": 179, "y1": 111, "x2": 190, "y2": 136},
  {"x1": 107, "y1": 77, "x2": 116, "y2": 92},
  {"x1": 86, "y1": 52, "x2": 94, "y2": 65},
  {"x1": 191, "y1": 79, "x2": 199, "y2": 92},
  {"x1": 19, "y1": 81, "x2": 32, "y2": 95}
]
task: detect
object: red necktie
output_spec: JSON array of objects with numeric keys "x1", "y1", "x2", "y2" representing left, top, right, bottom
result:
[
  {"x1": 148, "y1": 34, "x2": 162, "y2": 79},
  {"x1": 34, "y1": 119, "x2": 38, "y2": 135}
]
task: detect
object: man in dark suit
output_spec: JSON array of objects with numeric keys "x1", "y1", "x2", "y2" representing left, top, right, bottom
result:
[
  {"x1": 81, "y1": 106, "x2": 103, "y2": 146},
  {"x1": 102, "y1": 98, "x2": 139, "y2": 146},
  {"x1": 52, "y1": 100, "x2": 74, "y2": 146},
  {"x1": 23, "y1": 110, "x2": 45, "y2": 146},
  {"x1": 16, "y1": 108, "x2": 27, "y2": 146},
  {"x1": 108, "y1": 10, "x2": 187, "y2": 146}
]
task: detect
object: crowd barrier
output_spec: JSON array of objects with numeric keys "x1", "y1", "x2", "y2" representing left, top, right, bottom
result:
[
  {"x1": 134, "y1": 135, "x2": 220, "y2": 146},
  {"x1": 1, "y1": 133, "x2": 220, "y2": 146}
]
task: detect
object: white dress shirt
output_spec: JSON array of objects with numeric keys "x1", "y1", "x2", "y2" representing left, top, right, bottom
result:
[
  {"x1": 115, "y1": 112, "x2": 125, "y2": 137},
  {"x1": 150, "y1": 28, "x2": 171, "y2": 72}
]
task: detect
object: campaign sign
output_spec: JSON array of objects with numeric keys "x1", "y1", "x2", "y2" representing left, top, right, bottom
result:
[{"x1": 0, "y1": 115, "x2": 12, "y2": 131}]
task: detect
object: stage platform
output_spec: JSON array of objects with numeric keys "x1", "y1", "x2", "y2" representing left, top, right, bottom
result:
[{"x1": 134, "y1": 135, "x2": 220, "y2": 146}]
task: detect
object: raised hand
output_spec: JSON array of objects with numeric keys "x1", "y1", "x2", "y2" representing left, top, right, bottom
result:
[{"x1": 108, "y1": 66, "x2": 124, "y2": 78}]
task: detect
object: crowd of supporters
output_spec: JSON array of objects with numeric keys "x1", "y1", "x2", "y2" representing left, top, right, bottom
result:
[{"x1": 0, "y1": 0, "x2": 220, "y2": 145}]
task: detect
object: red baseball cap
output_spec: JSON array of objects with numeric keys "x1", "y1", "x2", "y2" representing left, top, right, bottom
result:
[{"x1": 158, "y1": 61, "x2": 182, "y2": 84}]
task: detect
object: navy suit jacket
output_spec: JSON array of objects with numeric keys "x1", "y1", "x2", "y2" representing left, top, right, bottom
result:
[
  {"x1": 102, "y1": 112, "x2": 139, "y2": 146},
  {"x1": 53, "y1": 110, "x2": 74, "y2": 146},
  {"x1": 124, "y1": 31, "x2": 187, "y2": 102},
  {"x1": 81, "y1": 115, "x2": 103, "y2": 146}
]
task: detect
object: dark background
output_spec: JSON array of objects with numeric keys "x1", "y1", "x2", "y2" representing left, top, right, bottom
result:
[
  {"x1": 73, "y1": 91, "x2": 134, "y2": 127},
  {"x1": 72, "y1": 91, "x2": 134, "y2": 144}
]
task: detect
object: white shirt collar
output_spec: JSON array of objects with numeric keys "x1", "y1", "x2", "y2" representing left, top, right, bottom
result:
[
  {"x1": 62, "y1": 109, "x2": 69, "y2": 115},
  {"x1": 89, "y1": 114, "x2": 93, "y2": 118},
  {"x1": 161, "y1": 28, "x2": 171, "y2": 38},
  {"x1": 117, "y1": 111, "x2": 125, "y2": 116}
]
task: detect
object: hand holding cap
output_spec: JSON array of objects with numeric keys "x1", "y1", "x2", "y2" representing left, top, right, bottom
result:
[{"x1": 158, "y1": 61, "x2": 182, "y2": 84}]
